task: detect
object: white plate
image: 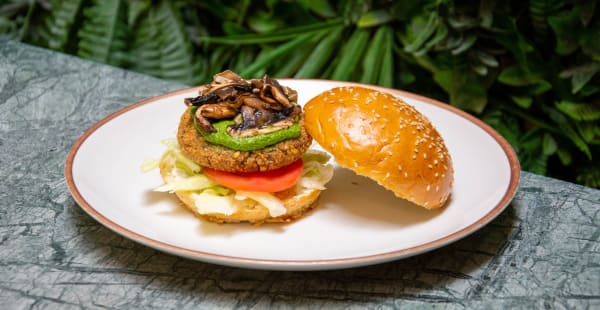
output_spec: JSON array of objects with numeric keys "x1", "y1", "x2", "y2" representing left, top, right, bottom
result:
[{"x1": 65, "y1": 80, "x2": 520, "y2": 271}]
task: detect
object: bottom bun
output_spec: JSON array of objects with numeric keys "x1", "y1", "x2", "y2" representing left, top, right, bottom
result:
[{"x1": 158, "y1": 151, "x2": 322, "y2": 224}]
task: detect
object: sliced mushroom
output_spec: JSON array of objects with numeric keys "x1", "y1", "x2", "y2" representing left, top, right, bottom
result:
[
  {"x1": 199, "y1": 103, "x2": 238, "y2": 119},
  {"x1": 185, "y1": 93, "x2": 219, "y2": 106},
  {"x1": 187, "y1": 70, "x2": 301, "y2": 137},
  {"x1": 195, "y1": 109, "x2": 216, "y2": 133},
  {"x1": 213, "y1": 70, "x2": 243, "y2": 84}
]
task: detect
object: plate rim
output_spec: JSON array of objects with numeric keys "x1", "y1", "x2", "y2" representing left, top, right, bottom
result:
[{"x1": 64, "y1": 79, "x2": 521, "y2": 270}]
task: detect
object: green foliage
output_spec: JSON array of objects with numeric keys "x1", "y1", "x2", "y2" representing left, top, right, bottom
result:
[
  {"x1": 77, "y1": 0, "x2": 129, "y2": 66},
  {"x1": 2, "y1": 0, "x2": 600, "y2": 188}
]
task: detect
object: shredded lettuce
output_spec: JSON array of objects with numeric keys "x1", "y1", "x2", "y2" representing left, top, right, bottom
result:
[
  {"x1": 140, "y1": 158, "x2": 159, "y2": 173},
  {"x1": 154, "y1": 174, "x2": 216, "y2": 193},
  {"x1": 235, "y1": 191, "x2": 286, "y2": 217},
  {"x1": 302, "y1": 149, "x2": 330, "y2": 164},
  {"x1": 150, "y1": 140, "x2": 333, "y2": 217},
  {"x1": 190, "y1": 192, "x2": 237, "y2": 215}
]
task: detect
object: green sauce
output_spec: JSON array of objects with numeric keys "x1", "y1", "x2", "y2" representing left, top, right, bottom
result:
[{"x1": 191, "y1": 107, "x2": 300, "y2": 151}]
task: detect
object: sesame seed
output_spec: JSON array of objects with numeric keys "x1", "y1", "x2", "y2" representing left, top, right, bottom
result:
[
  {"x1": 426, "y1": 185, "x2": 431, "y2": 192},
  {"x1": 428, "y1": 164, "x2": 433, "y2": 169},
  {"x1": 435, "y1": 186, "x2": 439, "y2": 192},
  {"x1": 398, "y1": 165, "x2": 403, "y2": 171},
  {"x1": 404, "y1": 172, "x2": 408, "y2": 178},
  {"x1": 423, "y1": 153, "x2": 427, "y2": 159}
]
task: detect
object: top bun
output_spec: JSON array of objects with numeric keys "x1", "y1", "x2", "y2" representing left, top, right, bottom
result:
[{"x1": 304, "y1": 86, "x2": 453, "y2": 209}]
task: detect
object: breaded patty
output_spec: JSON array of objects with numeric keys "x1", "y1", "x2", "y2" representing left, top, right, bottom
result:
[{"x1": 177, "y1": 107, "x2": 312, "y2": 172}]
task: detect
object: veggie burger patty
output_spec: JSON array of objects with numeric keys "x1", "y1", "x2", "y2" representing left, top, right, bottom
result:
[{"x1": 177, "y1": 107, "x2": 312, "y2": 173}]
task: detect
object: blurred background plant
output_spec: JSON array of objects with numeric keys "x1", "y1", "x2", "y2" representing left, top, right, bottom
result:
[{"x1": 1, "y1": 0, "x2": 599, "y2": 188}]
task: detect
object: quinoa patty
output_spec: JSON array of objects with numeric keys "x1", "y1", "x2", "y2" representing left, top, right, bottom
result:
[{"x1": 177, "y1": 107, "x2": 312, "y2": 172}]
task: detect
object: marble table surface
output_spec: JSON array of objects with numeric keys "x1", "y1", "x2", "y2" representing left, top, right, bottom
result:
[{"x1": 1, "y1": 40, "x2": 599, "y2": 309}]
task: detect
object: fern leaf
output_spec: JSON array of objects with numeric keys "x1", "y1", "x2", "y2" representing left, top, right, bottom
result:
[
  {"x1": 76, "y1": 0, "x2": 129, "y2": 67},
  {"x1": 130, "y1": 0, "x2": 203, "y2": 85},
  {"x1": 529, "y1": 0, "x2": 564, "y2": 40},
  {"x1": 38, "y1": 0, "x2": 86, "y2": 52}
]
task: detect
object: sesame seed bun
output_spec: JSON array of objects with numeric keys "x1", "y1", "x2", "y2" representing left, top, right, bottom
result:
[{"x1": 304, "y1": 86, "x2": 453, "y2": 209}]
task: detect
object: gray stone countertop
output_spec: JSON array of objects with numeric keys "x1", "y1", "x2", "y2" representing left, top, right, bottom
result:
[{"x1": 1, "y1": 41, "x2": 599, "y2": 309}]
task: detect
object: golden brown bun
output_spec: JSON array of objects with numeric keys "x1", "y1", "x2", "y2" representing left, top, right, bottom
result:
[
  {"x1": 304, "y1": 86, "x2": 453, "y2": 209},
  {"x1": 158, "y1": 151, "x2": 321, "y2": 224}
]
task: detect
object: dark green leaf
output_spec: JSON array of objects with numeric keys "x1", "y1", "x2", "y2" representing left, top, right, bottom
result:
[
  {"x1": 559, "y1": 62, "x2": 600, "y2": 94},
  {"x1": 360, "y1": 26, "x2": 388, "y2": 84},
  {"x1": 557, "y1": 148, "x2": 572, "y2": 165},
  {"x1": 402, "y1": 11, "x2": 438, "y2": 54},
  {"x1": 294, "y1": 27, "x2": 343, "y2": 78},
  {"x1": 330, "y1": 28, "x2": 370, "y2": 81},
  {"x1": 578, "y1": 27, "x2": 600, "y2": 60},
  {"x1": 577, "y1": 164, "x2": 600, "y2": 188},
  {"x1": 579, "y1": 0, "x2": 596, "y2": 26},
  {"x1": 297, "y1": 0, "x2": 336, "y2": 18},
  {"x1": 529, "y1": 0, "x2": 564, "y2": 39},
  {"x1": 542, "y1": 133, "x2": 558, "y2": 155},
  {"x1": 239, "y1": 31, "x2": 319, "y2": 78},
  {"x1": 247, "y1": 10, "x2": 281, "y2": 33},
  {"x1": 357, "y1": 10, "x2": 394, "y2": 28},
  {"x1": 434, "y1": 69, "x2": 488, "y2": 113},
  {"x1": 451, "y1": 33, "x2": 477, "y2": 55},
  {"x1": 548, "y1": 7, "x2": 581, "y2": 55},
  {"x1": 199, "y1": 18, "x2": 343, "y2": 44},
  {"x1": 77, "y1": 0, "x2": 129, "y2": 67},
  {"x1": 498, "y1": 64, "x2": 544, "y2": 86},
  {"x1": 378, "y1": 26, "x2": 394, "y2": 87},
  {"x1": 543, "y1": 106, "x2": 592, "y2": 158},
  {"x1": 555, "y1": 101, "x2": 600, "y2": 121},
  {"x1": 473, "y1": 50, "x2": 498, "y2": 67},
  {"x1": 127, "y1": 0, "x2": 150, "y2": 26},
  {"x1": 479, "y1": 0, "x2": 495, "y2": 28},
  {"x1": 130, "y1": 0, "x2": 203, "y2": 85},
  {"x1": 38, "y1": 0, "x2": 86, "y2": 52},
  {"x1": 511, "y1": 96, "x2": 533, "y2": 109}
]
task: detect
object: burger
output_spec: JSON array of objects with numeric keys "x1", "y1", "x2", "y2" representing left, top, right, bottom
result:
[
  {"x1": 303, "y1": 86, "x2": 453, "y2": 209},
  {"x1": 154, "y1": 70, "x2": 333, "y2": 224},
  {"x1": 152, "y1": 73, "x2": 453, "y2": 224}
]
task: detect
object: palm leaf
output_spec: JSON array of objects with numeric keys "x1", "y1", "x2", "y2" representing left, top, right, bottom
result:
[
  {"x1": 38, "y1": 0, "x2": 86, "y2": 52},
  {"x1": 199, "y1": 18, "x2": 343, "y2": 45},
  {"x1": 76, "y1": 0, "x2": 129, "y2": 67},
  {"x1": 130, "y1": 0, "x2": 203, "y2": 85},
  {"x1": 239, "y1": 31, "x2": 321, "y2": 78},
  {"x1": 330, "y1": 28, "x2": 370, "y2": 81},
  {"x1": 294, "y1": 26, "x2": 343, "y2": 78}
]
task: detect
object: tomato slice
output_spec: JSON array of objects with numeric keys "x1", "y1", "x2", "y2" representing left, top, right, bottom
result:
[{"x1": 203, "y1": 160, "x2": 303, "y2": 192}]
